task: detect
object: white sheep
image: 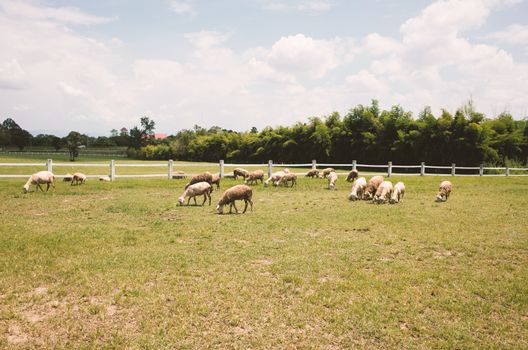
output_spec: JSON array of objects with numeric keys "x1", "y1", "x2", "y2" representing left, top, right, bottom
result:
[
  {"x1": 264, "y1": 169, "x2": 289, "y2": 187},
  {"x1": 245, "y1": 170, "x2": 265, "y2": 185},
  {"x1": 373, "y1": 181, "x2": 393, "y2": 204},
  {"x1": 320, "y1": 168, "x2": 335, "y2": 178},
  {"x1": 327, "y1": 171, "x2": 338, "y2": 190},
  {"x1": 363, "y1": 175, "x2": 384, "y2": 200},
  {"x1": 178, "y1": 181, "x2": 212, "y2": 206},
  {"x1": 436, "y1": 180, "x2": 452, "y2": 202},
  {"x1": 348, "y1": 177, "x2": 367, "y2": 201},
  {"x1": 390, "y1": 182, "x2": 405, "y2": 204},
  {"x1": 71, "y1": 172, "x2": 87, "y2": 186},
  {"x1": 216, "y1": 184, "x2": 253, "y2": 214},
  {"x1": 23, "y1": 171, "x2": 55, "y2": 193}
]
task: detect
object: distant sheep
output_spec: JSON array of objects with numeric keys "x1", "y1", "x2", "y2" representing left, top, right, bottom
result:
[
  {"x1": 435, "y1": 180, "x2": 452, "y2": 202},
  {"x1": 71, "y1": 172, "x2": 87, "y2": 186},
  {"x1": 348, "y1": 177, "x2": 367, "y2": 201},
  {"x1": 23, "y1": 171, "x2": 55, "y2": 193},
  {"x1": 278, "y1": 173, "x2": 297, "y2": 187},
  {"x1": 320, "y1": 168, "x2": 335, "y2": 178},
  {"x1": 211, "y1": 173, "x2": 221, "y2": 189},
  {"x1": 373, "y1": 181, "x2": 393, "y2": 204},
  {"x1": 264, "y1": 169, "x2": 290, "y2": 187},
  {"x1": 185, "y1": 172, "x2": 213, "y2": 189},
  {"x1": 363, "y1": 175, "x2": 384, "y2": 200},
  {"x1": 346, "y1": 169, "x2": 359, "y2": 182},
  {"x1": 306, "y1": 169, "x2": 319, "y2": 178},
  {"x1": 99, "y1": 176, "x2": 111, "y2": 182},
  {"x1": 245, "y1": 170, "x2": 265, "y2": 185},
  {"x1": 216, "y1": 184, "x2": 253, "y2": 214},
  {"x1": 327, "y1": 171, "x2": 338, "y2": 190},
  {"x1": 178, "y1": 182, "x2": 212, "y2": 206},
  {"x1": 233, "y1": 168, "x2": 250, "y2": 180},
  {"x1": 63, "y1": 173, "x2": 73, "y2": 182},
  {"x1": 390, "y1": 182, "x2": 405, "y2": 204}
]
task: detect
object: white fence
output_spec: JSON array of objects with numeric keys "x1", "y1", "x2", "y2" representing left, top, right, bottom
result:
[{"x1": 0, "y1": 159, "x2": 527, "y2": 180}]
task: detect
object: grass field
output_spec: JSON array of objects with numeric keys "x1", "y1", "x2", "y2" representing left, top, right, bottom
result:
[{"x1": 0, "y1": 163, "x2": 527, "y2": 348}]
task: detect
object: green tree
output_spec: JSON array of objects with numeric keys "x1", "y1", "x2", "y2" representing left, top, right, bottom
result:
[{"x1": 66, "y1": 131, "x2": 83, "y2": 161}]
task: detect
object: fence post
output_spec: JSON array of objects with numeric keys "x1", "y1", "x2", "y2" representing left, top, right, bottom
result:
[
  {"x1": 46, "y1": 159, "x2": 53, "y2": 173},
  {"x1": 168, "y1": 159, "x2": 173, "y2": 179},
  {"x1": 352, "y1": 160, "x2": 357, "y2": 171},
  {"x1": 219, "y1": 160, "x2": 224, "y2": 178},
  {"x1": 420, "y1": 162, "x2": 425, "y2": 176},
  {"x1": 505, "y1": 166, "x2": 509, "y2": 176},
  {"x1": 388, "y1": 161, "x2": 392, "y2": 177},
  {"x1": 110, "y1": 160, "x2": 116, "y2": 181},
  {"x1": 312, "y1": 160, "x2": 317, "y2": 170},
  {"x1": 479, "y1": 164, "x2": 483, "y2": 176},
  {"x1": 451, "y1": 163, "x2": 456, "y2": 176},
  {"x1": 268, "y1": 160, "x2": 273, "y2": 179}
]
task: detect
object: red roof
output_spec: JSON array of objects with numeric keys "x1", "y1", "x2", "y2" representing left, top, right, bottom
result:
[{"x1": 154, "y1": 133, "x2": 169, "y2": 139}]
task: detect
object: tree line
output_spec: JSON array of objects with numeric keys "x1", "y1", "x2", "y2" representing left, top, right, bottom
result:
[{"x1": 1, "y1": 100, "x2": 527, "y2": 165}]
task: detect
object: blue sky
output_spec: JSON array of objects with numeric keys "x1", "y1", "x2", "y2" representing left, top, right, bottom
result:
[{"x1": 1, "y1": 0, "x2": 527, "y2": 136}]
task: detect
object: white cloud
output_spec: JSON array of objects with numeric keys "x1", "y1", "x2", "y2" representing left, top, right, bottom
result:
[
  {"x1": 0, "y1": 59, "x2": 27, "y2": 90},
  {"x1": 487, "y1": 24, "x2": 528, "y2": 45},
  {"x1": 58, "y1": 82, "x2": 87, "y2": 97},
  {"x1": 263, "y1": 0, "x2": 332, "y2": 12},
  {"x1": 184, "y1": 30, "x2": 231, "y2": 49},
  {"x1": 361, "y1": 33, "x2": 402, "y2": 56},
  {"x1": 169, "y1": 0, "x2": 195, "y2": 15}
]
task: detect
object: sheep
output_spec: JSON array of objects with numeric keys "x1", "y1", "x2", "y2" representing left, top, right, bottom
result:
[
  {"x1": 185, "y1": 172, "x2": 213, "y2": 189},
  {"x1": 71, "y1": 172, "x2": 87, "y2": 186},
  {"x1": 346, "y1": 169, "x2": 359, "y2": 182},
  {"x1": 245, "y1": 170, "x2": 265, "y2": 185},
  {"x1": 216, "y1": 184, "x2": 253, "y2": 214},
  {"x1": 178, "y1": 182, "x2": 212, "y2": 206},
  {"x1": 63, "y1": 173, "x2": 73, "y2": 182},
  {"x1": 233, "y1": 168, "x2": 250, "y2": 180},
  {"x1": 320, "y1": 168, "x2": 335, "y2": 178},
  {"x1": 211, "y1": 173, "x2": 221, "y2": 189},
  {"x1": 390, "y1": 182, "x2": 405, "y2": 204},
  {"x1": 436, "y1": 180, "x2": 452, "y2": 202},
  {"x1": 23, "y1": 171, "x2": 55, "y2": 193},
  {"x1": 327, "y1": 171, "x2": 338, "y2": 190},
  {"x1": 348, "y1": 177, "x2": 367, "y2": 201},
  {"x1": 278, "y1": 172, "x2": 297, "y2": 187},
  {"x1": 264, "y1": 169, "x2": 290, "y2": 187},
  {"x1": 363, "y1": 175, "x2": 384, "y2": 200},
  {"x1": 306, "y1": 169, "x2": 320, "y2": 178},
  {"x1": 99, "y1": 176, "x2": 111, "y2": 182},
  {"x1": 373, "y1": 181, "x2": 393, "y2": 204}
]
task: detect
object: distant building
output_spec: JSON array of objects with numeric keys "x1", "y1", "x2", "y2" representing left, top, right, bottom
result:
[{"x1": 154, "y1": 133, "x2": 169, "y2": 140}]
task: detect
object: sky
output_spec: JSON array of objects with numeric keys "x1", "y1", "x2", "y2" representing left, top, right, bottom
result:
[{"x1": 1, "y1": 0, "x2": 527, "y2": 137}]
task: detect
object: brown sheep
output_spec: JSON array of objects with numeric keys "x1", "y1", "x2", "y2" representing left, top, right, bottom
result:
[
  {"x1": 436, "y1": 180, "x2": 452, "y2": 202},
  {"x1": 216, "y1": 184, "x2": 253, "y2": 214},
  {"x1": 320, "y1": 168, "x2": 335, "y2": 178},
  {"x1": 185, "y1": 172, "x2": 213, "y2": 189},
  {"x1": 306, "y1": 169, "x2": 320, "y2": 178},
  {"x1": 278, "y1": 173, "x2": 297, "y2": 187},
  {"x1": 363, "y1": 175, "x2": 384, "y2": 200},
  {"x1": 211, "y1": 173, "x2": 221, "y2": 189},
  {"x1": 245, "y1": 170, "x2": 264, "y2": 185},
  {"x1": 346, "y1": 169, "x2": 359, "y2": 182},
  {"x1": 233, "y1": 168, "x2": 250, "y2": 180}
]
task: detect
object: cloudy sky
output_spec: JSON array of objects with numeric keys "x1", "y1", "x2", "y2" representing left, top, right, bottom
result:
[{"x1": 1, "y1": 0, "x2": 527, "y2": 136}]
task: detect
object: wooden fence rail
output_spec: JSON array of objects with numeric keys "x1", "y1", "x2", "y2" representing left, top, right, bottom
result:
[{"x1": 0, "y1": 159, "x2": 527, "y2": 180}]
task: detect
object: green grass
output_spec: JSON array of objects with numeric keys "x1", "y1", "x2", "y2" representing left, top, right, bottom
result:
[{"x1": 0, "y1": 170, "x2": 527, "y2": 348}]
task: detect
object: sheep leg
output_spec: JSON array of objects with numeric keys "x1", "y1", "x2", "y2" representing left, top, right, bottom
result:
[
  {"x1": 36, "y1": 183, "x2": 44, "y2": 192},
  {"x1": 207, "y1": 192, "x2": 211, "y2": 206},
  {"x1": 187, "y1": 197, "x2": 191, "y2": 205},
  {"x1": 46, "y1": 183, "x2": 50, "y2": 191},
  {"x1": 193, "y1": 196, "x2": 198, "y2": 206},
  {"x1": 231, "y1": 201, "x2": 239, "y2": 213},
  {"x1": 201, "y1": 194, "x2": 206, "y2": 206}
]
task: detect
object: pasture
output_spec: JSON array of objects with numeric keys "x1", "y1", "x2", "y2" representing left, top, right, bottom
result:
[{"x1": 0, "y1": 162, "x2": 527, "y2": 348}]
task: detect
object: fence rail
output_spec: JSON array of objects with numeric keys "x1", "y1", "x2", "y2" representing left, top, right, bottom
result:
[{"x1": 0, "y1": 159, "x2": 527, "y2": 180}]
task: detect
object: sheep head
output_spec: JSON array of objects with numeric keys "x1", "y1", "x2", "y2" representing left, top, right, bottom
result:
[
  {"x1": 216, "y1": 204, "x2": 224, "y2": 214},
  {"x1": 23, "y1": 184, "x2": 29, "y2": 193}
]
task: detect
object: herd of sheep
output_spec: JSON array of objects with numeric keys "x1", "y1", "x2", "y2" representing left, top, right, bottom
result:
[{"x1": 21, "y1": 168, "x2": 453, "y2": 213}]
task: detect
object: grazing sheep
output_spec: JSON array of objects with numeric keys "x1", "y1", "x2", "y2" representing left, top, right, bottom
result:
[
  {"x1": 211, "y1": 173, "x2": 221, "y2": 189},
  {"x1": 373, "y1": 181, "x2": 393, "y2": 204},
  {"x1": 436, "y1": 180, "x2": 452, "y2": 202},
  {"x1": 264, "y1": 169, "x2": 289, "y2": 187},
  {"x1": 346, "y1": 169, "x2": 359, "y2": 182},
  {"x1": 185, "y1": 172, "x2": 213, "y2": 189},
  {"x1": 178, "y1": 182, "x2": 212, "y2": 206},
  {"x1": 390, "y1": 182, "x2": 406, "y2": 204},
  {"x1": 306, "y1": 169, "x2": 320, "y2": 178},
  {"x1": 216, "y1": 184, "x2": 253, "y2": 214},
  {"x1": 71, "y1": 172, "x2": 87, "y2": 186},
  {"x1": 327, "y1": 171, "x2": 338, "y2": 190},
  {"x1": 363, "y1": 175, "x2": 384, "y2": 200},
  {"x1": 99, "y1": 176, "x2": 111, "y2": 182},
  {"x1": 23, "y1": 171, "x2": 55, "y2": 193},
  {"x1": 233, "y1": 168, "x2": 250, "y2": 180},
  {"x1": 63, "y1": 173, "x2": 73, "y2": 182},
  {"x1": 278, "y1": 173, "x2": 297, "y2": 187},
  {"x1": 320, "y1": 168, "x2": 335, "y2": 178},
  {"x1": 348, "y1": 177, "x2": 367, "y2": 201},
  {"x1": 245, "y1": 170, "x2": 265, "y2": 185}
]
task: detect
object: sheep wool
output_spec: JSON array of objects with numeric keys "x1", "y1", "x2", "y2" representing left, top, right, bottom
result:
[{"x1": 216, "y1": 184, "x2": 253, "y2": 214}]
